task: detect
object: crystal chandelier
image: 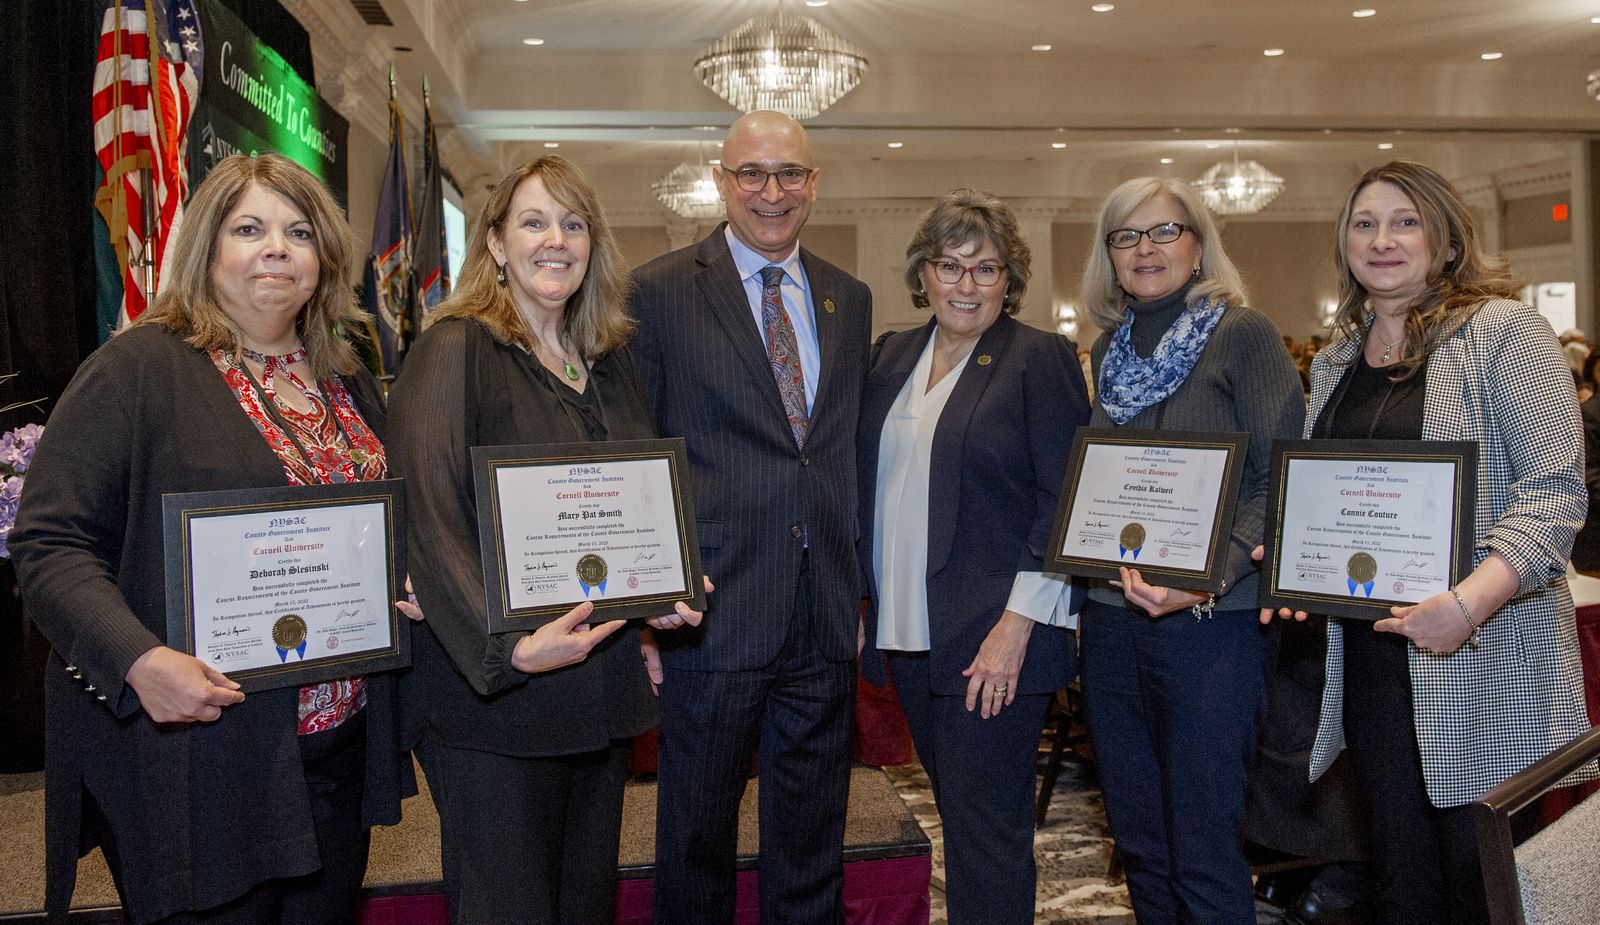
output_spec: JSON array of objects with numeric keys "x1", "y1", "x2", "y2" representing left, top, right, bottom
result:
[
  {"x1": 1588, "y1": 68, "x2": 1600, "y2": 102},
  {"x1": 652, "y1": 162, "x2": 722, "y2": 219},
  {"x1": 1190, "y1": 145, "x2": 1285, "y2": 216},
  {"x1": 694, "y1": 8, "x2": 869, "y2": 119}
]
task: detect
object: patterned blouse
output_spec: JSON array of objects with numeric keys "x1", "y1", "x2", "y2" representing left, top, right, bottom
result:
[{"x1": 211, "y1": 346, "x2": 388, "y2": 735}]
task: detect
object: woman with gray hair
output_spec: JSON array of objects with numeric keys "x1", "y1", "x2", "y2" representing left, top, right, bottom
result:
[
  {"x1": 857, "y1": 188, "x2": 1089, "y2": 923},
  {"x1": 1076, "y1": 177, "x2": 1302, "y2": 923}
]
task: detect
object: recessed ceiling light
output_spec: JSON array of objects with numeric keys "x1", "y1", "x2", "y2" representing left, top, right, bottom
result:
[
  {"x1": 1352, "y1": 8, "x2": 1376, "y2": 17},
  {"x1": 1481, "y1": 51, "x2": 1502, "y2": 60},
  {"x1": 1378, "y1": 142, "x2": 1394, "y2": 149},
  {"x1": 522, "y1": 37, "x2": 545, "y2": 46},
  {"x1": 709, "y1": 158, "x2": 721, "y2": 165},
  {"x1": 1051, "y1": 142, "x2": 1067, "y2": 149},
  {"x1": 1263, "y1": 48, "x2": 1285, "y2": 56},
  {"x1": 1033, "y1": 44, "x2": 1053, "y2": 52},
  {"x1": 805, "y1": 0, "x2": 829, "y2": 6},
  {"x1": 1592, "y1": 15, "x2": 1600, "y2": 23},
  {"x1": 1160, "y1": 157, "x2": 1174, "y2": 164},
  {"x1": 887, "y1": 142, "x2": 904, "y2": 148},
  {"x1": 1091, "y1": 3, "x2": 1115, "y2": 11},
  {"x1": 543, "y1": 142, "x2": 560, "y2": 148},
  {"x1": 1205, "y1": 142, "x2": 1221, "y2": 149}
]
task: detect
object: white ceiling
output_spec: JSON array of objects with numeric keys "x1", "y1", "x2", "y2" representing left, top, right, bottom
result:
[{"x1": 307, "y1": 0, "x2": 1600, "y2": 203}]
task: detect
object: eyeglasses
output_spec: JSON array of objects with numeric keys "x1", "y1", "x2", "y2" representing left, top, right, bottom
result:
[
  {"x1": 1105, "y1": 222, "x2": 1192, "y2": 249},
  {"x1": 928, "y1": 260, "x2": 1006, "y2": 287},
  {"x1": 722, "y1": 166, "x2": 816, "y2": 192}
]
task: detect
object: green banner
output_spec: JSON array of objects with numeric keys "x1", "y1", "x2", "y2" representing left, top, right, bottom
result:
[{"x1": 188, "y1": 0, "x2": 348, "y2": 205}]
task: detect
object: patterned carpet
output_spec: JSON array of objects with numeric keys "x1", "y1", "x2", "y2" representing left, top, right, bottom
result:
[{"x1": 882, "y1": 754, "x2": 1288, "y2": 924}]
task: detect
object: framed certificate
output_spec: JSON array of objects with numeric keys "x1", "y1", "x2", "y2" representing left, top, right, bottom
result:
[
  {"x1": 162, "y1": 480, "x2": 409, "y2": 694},
  {"x1": 1259, "y1": 440, "x2": 1477, "y2": 620},
  {"x1": 473, "y1": 438, "x2": 705, "y2": 633},
  {"x1": 1045, "y1": 429, "x2": 1250, "y2": 592}
]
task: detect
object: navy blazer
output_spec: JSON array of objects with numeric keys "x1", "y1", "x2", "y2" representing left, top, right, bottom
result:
[
  {"x1": 630, "y1": 225, "x2": 873, "y2": 671},
  {"x1": 857, "y1": 313, "x2": 1089, "y2": 695}
]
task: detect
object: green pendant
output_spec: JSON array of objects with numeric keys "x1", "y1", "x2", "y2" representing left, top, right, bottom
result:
[{"x1": 564, "y1": 362, "x2": 581, "y2": 381}]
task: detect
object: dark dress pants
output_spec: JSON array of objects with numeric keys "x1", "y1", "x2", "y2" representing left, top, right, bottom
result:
[
  {"x1": 887, "y1": 650, "x2": 1055, "y2": 925},
  {"x1": 416, "y1": 737, "x2": 632, "y2": 925},
  {"x1": 1342, "y1": 623, "x2": 1487, "y2": 925},
  {"x1": 101, "y1": 711, "x2": 371, "y2": 925},
  {"x1": 653, "y1": 570, "x2": 856, "y2": 925},
  {"x1": 1079, "y1": 600, "x2": 1267, "y2": 925}
]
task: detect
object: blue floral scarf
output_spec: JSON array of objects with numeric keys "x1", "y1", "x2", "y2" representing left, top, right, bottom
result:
[{"x1": 1097, "y1": 295, "x2": 1227, "y2": 424}]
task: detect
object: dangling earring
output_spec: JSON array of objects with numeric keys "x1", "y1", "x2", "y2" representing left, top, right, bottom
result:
[
  {"x1": 1191, "y1": 266, "x2": 1202, "y2": 278},
  {"x1": 496, "y1": 263, "x2": 508, "y2": 286}
]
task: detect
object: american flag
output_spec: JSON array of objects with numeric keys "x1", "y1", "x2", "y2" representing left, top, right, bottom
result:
[{"x1": 92, "y1": 0, "x2": 202, "y2": 329}]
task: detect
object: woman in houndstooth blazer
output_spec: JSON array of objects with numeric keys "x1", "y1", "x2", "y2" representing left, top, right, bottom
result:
[{"x1": 1267, "y1": 161, "x2": 1594, "y2": 925}]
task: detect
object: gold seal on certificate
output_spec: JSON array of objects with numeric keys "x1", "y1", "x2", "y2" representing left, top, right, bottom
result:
[
  {"x1": 272, "y1": 614, "x2": 308, "y2": 657},
  {"x1": 1046, "y1": 429, "x2": 1250, "y2": 592},
  {"x1": 1260, "y1": 439, "x2": 1477, "y2": 621},
  {"x1": 473, "y1": 438, "x2": 707, "y2": 632},
  {"x1": 162, "y1": 480, "x2": 409, "y2": 693},
  {"x1": 1119, "y1": 522, "x2": 1146, "y2": 559},
  {"x1": 576, "y1": 553, "x2": 609, "y2": 596},
  {"x1": 1346, "y1": 552, "x2": 1377, "y2": 598}
]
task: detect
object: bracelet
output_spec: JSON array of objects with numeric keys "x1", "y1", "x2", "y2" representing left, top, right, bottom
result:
[
  {"x1": 1449, "y1": 588, "x2": 1481, "y2": 650},
  {"x1": 1191, "y1": 593, "x2": 1216, "y2": 621}
]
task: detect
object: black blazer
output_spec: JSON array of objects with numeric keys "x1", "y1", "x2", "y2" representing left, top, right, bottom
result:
[
  {"x1": 11, "y1": 325, "x2": 405, "y2": 923},
  {"x1": 629, "y1": 225, "x2": 873, "y2": 671},
  {"x1": 385, "y1": 317, "x2": 658, "y2": 756},
  {"x1": 857, "y1": 314, "x2": 1089, "y2": 695}
]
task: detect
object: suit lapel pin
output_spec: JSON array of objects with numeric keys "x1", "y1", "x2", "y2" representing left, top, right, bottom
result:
[
  {"x1": 977, "y1": 354, "x2": 992, "y2": 366},
  {"x1": 823, "y1": 298, "x2": 836, "y2": 314}
]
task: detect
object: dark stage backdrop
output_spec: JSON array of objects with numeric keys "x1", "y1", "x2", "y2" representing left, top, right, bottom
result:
[{"x1": 4, "y1": 0, "x2": 316, "y2": 417}]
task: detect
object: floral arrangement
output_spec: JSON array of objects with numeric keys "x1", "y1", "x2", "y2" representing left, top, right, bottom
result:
[
  {"x1": 0, "y1": 423, "x2": 42, "y2": 557},
  {"x1": 0, "y1": 374, "x2": 44, "y2": 559}
]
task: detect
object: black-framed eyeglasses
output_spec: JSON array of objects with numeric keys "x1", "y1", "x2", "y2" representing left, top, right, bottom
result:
[
  {"x1": 722, "y1": 166, "x2": 816, "y2": 192},
  {"x1": 1105, "y1": 222, "x2": 1191, "y2": 249},
  {"x1": 928, "y1": 260, "x2": 1006, "y2": 287}
]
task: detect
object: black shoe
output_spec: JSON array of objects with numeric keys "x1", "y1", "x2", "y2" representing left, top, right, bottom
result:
[
  {"x1": 1255, "y1": 870, "x2": 1312, "y2": 908},
  {"x1": 1286, "y1": 887, "x2": 1368, "y2": 925}
]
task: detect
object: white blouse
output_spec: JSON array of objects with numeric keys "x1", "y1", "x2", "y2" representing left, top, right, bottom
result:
[{"x1": 872, "y1": 332, "x2": 1077, "y2": 653}]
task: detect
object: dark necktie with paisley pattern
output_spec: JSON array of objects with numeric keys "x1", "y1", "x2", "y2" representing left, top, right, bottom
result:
[{"x1": 760, "y1": 264, "x2": 809, "y2": 447}]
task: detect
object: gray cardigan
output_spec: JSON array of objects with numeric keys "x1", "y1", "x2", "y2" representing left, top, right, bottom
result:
[{"x1": 1087, "y1": 303, "x2": 1306, "y2": 611}]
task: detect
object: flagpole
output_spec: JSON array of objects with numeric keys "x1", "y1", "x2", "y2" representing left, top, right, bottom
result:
[{"x1": 140, "y1": 0, "x2": 165, "y2": 301}]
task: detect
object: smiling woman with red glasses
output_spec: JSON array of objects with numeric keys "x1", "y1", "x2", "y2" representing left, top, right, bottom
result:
[
  {"x1": 1076, "y1": 176, "x2": 1303, "y2": 924},
  {"x1": 857, "y1": 188, "x2": 1090, "y2": 924}
]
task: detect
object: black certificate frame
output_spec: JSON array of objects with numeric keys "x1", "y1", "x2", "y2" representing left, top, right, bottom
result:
[
  {"x1": 161, "y1": 479, "x2": 409, "y2": 694},
  {"x1": 1045, "y1": 428, "x2": 1250, "y2": 593},
  {"x1": 473, "y1": 437, "x2": 705, "y2": 633},
  {"x1": 1259, "y1": 439, "x2": 1478, "y2": 621}
]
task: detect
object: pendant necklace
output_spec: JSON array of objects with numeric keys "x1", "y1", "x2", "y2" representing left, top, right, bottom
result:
[
  {"x1": 555, "y1": 333, "x2": 580, "y2": 381},
  {"x1": 1377, "y1": 334, "x2": 1403, "y2": 365}
]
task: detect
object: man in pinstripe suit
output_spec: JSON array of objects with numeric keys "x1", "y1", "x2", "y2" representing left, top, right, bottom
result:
[{"x1": 629, "y1": 110, "x2": 873, "y2": 925}]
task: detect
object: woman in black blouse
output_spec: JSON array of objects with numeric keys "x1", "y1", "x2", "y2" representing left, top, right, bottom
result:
[
  {"x1": 12, "y1": 153, "x2": 406, "y2": 923},
  {"x1": 387, "y1": 155, "x2": 700, "y2": 924}
]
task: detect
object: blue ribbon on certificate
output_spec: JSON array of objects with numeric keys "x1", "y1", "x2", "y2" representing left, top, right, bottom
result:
[
  {"x1": 1347, "y1": 578, "x2": 1375, "y2": 597},
  {"x1": 579, "y1": 577, "x2": 608, "y2": 597},
  {"x1": 276, "y1": 640, "x2": 307, "y2": 662},
  {"x1": 1119, "y1": 544, "x2": 1140, "y2": 560}
]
